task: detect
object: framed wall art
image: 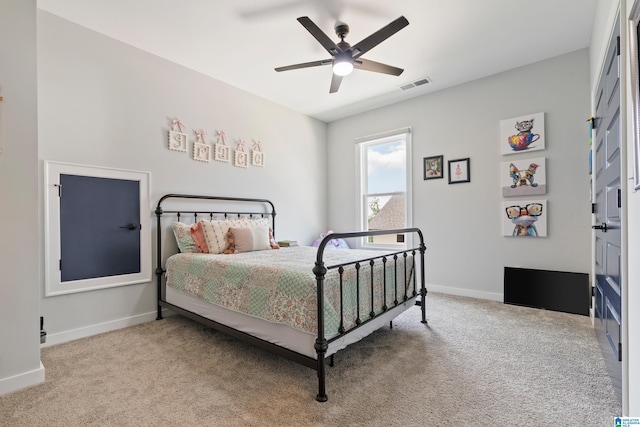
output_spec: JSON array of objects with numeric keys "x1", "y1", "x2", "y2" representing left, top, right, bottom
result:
[
  {"x1": 168, "y1": 119, "x2": 187, "y2": 152},
  {"x1": 500, "y1": 112, "x2": 545, "y2": 155},
  {"x1": 502, "y1": 200, "x2": 547, "y2": 237},
  {"x1": 193, "y1": 130, "x2": 210, "y2": 162},
  {"x1": 502, "y1": 157, "x2": 546, "y2": 196},
  {"x1": 168, "y1": 131, "x2": 187, "y2": 152},
  {"x1": 448, "y1": 158, "x2": 470, "y2": 184},
  {"x1": 193, "y1": 142, "x2": 211, "y2": 162},
  {"x1": 252, "y1": 139, "x2": 264, "y2": 167},
  {"x1": 214, "y1": 130, "x2": 231, "y2": 163},
  {"x1": 234, "y1": 140, "x2": 248, "y2": 168},
  {"x1": 234, "y1": 150, "x2": 248, "y2": 168},
  {"x1": 252, "y1": 150, "x2": 264, "y2": 167},
  {"x1": 423, "y1": 155, "x2": 443, "y2": 180}
]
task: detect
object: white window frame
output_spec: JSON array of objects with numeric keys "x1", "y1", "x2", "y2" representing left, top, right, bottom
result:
[
  {"x1": 44, "y1": 161, "x2": 152, "y2": 296},
  {"x1": 355, "y1": 127, "x2": 412, "y2": 250}
]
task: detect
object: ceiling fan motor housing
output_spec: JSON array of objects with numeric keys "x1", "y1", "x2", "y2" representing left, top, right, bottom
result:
[{"x1": 335, "y1": 22, "x2": 349, "y2": 39}]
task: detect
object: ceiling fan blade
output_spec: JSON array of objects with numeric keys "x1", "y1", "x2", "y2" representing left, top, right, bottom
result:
[
  {"x1": 329, "y1": 73, "x2": 343, "y2": 93},
  {"x1": 297, "y1": 16, "x2": 343, "y2": 56},
  {"x1": 275, "y1": 59, "x2": 332, "y2": 72},
  {"x1": 355, "y1": 58, "x2": 404, "y2": 76},
  {"x1": 350, "y1": 16, "x2": 409, "y2": 59}
]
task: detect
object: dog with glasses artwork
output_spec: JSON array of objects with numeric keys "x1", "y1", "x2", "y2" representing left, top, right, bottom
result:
[{"x1": 505, "y1": 203, "x2": 543, "y2": 236}]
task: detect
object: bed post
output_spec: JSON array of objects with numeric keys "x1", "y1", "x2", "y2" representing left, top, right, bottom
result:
[
  {"x1": 418, "y1": 232, "x2": 427, "y2": 324},
  {"x1": 155, "y1": 203, "x2": 164, "y2": 320},
  {"x1": 313, "y1": 259, "x2": 328, "y2": 402}
]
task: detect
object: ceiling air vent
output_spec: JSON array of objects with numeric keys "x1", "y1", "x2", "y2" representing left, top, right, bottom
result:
[{"x1": 400, "y1": 77, "x2": 431, "y2": 91}]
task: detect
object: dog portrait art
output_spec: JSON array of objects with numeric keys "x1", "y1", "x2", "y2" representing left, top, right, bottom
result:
[{"x1": 502, "y1": 157, "x2": 546, "y2": 197}]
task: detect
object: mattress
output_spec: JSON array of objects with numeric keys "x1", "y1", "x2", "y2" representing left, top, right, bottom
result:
[
  {"x1": 166, "y1": 286, "x2": 417, "y2": 358},
  {"x1": 164, "y1": 246, "x2": 417, "y2": 358}
]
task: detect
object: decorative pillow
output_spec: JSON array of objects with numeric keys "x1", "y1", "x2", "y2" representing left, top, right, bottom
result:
[
  {"x1": 244, "y1": 219, "x2": 277, "y2": 248},
  {"x1": 200, "y1": 219, "x2": 232, "y2": 255},
  {"x1": 200, "y1": 217, "x2": 272, "y2": 254},
  {"x1": 268, "y1": 227, "x2": 280, "y2": 250},
  {"x1": 190, "y1": 221, "x2": 209, "y2": 253},
  {"x1": 171, "y1": 222, "x2": 199, "y2": 253},
  {"x1": 231, "y1": 217, "x2": 270, "y2": 229},
  {"x1": 225, "y1": 225, "x2": 272, "y2": 254}
]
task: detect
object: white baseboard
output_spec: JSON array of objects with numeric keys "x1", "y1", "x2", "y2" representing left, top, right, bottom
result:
[
  {"x1": 427, "y1": 284, "x2": 503, "y2": 302},
  {"x1": 41, "y1": 310, "x2": 170, "y2": 348},
  {"x1": 0, "y1": 361, "x2": 45, "y2": 396}
]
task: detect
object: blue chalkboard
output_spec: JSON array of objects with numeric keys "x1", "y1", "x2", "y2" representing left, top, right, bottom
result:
[{"x1": 60, "y1": 174, "x2": 140, "y2": 282}]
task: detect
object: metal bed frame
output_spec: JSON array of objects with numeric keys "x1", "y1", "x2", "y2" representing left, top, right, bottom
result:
[{"x1": 155, "y1": 193, "x2": 427, "y2": 402}]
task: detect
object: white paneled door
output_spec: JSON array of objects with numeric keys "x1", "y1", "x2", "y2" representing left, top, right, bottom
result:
[{"x1": 593, "y1": 20, "x2": 622, "y2": 405}]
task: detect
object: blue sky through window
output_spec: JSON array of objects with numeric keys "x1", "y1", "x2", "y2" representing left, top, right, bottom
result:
[{"x1": 367, "y1": 140, "x2": 406, "y2": 194}]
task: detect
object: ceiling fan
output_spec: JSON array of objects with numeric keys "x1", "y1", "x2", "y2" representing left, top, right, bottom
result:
[{"x1": 275, "y1": 15, "x2": 409, "y2": 93}]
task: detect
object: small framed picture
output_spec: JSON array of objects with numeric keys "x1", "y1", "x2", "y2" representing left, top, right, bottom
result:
[
  {"x1": 252, "y1": 150, "x2": 264, "y2": 167},
  {"x1": 168, "y1": 130, "x2": 188, "y2": 152},
  {"x1": 234, "y1": 150, "x2": 248, "y2": 168},
  {"x1": 448, "y1": 158, "x2": 470, "y2": 184},
  {"x1": 423, "y1": 155, "x2": 443, "y2": 180},
  {"x1": 214, "y1": 143, "x2": 231, "y2": 163},
  {"x1": 193, "y1": 142, "x2": 211, "y2": 162}
]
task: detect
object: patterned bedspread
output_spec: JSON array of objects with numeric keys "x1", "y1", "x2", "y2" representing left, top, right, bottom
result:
[{"x1": 165, "y1": 246, "x2": 415, "y2": 336}]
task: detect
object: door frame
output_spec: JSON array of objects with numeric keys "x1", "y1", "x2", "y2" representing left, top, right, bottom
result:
[
  {"x1": 622, "y1": 0, "x2": 640, "y2": 414},
  {"x1": 44, "y1": 161, "x2": 151, "y2": 296}
]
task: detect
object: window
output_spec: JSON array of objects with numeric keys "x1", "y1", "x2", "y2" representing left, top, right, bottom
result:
[{"x1": 356, "y1": 128, "x2": 412, "y2": 248}]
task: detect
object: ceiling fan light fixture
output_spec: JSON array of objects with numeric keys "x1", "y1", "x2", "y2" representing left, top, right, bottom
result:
[
  {"x1": 332, "y1": 56, "x2": 354, "y2": 76},
  {"x1": 276, "y1": 16, "x2": 409, "y2": 92}
]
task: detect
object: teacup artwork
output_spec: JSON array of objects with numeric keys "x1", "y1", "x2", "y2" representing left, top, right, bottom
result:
[
  {"x1": 500, "y1": 112, "x2": 545, "y2": 155},
  {"x1": 508, "y1": 132, "x2": 540, "y2": 151}
]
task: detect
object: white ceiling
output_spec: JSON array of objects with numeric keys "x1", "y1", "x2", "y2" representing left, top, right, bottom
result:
[{"x1": 37, "y1": 0, "x2": 596, "y2": 123}]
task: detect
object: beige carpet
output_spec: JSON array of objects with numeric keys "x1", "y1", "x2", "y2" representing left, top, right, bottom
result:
[{"x1": 0, "y1": 293, "x2": 621, "y2": 426}]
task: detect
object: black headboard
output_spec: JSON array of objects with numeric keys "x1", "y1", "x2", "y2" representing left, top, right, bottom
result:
[
  {"x1": 155, "y1": 193, "x2": 276, "y2": 228},
  {"x1": 155, "y1": 193, "x2": 276, "y2": 250},
  {"x1": 154, "y1": 194, "x2": 277, "y2": 311}
]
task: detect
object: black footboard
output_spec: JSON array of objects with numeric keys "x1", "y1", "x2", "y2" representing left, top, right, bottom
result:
[{"x1": 312, "y1": 229, "x2": 427, "y2": 402}]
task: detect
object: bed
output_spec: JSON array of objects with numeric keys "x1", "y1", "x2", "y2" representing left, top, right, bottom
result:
[{"x1": 155, "y1": 193, "x2": 427, "y2": 401}]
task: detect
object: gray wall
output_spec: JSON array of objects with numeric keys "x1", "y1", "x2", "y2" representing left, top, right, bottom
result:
[
  {"x1": 37, "y1": 11, "x2": 327, "y2": 344},
  {"x1": 0, "y1": 0, "x2": 43, "y2": 393},
  {"x1": 327, "y1": 49, "x2": 591, "y2": 300}
]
